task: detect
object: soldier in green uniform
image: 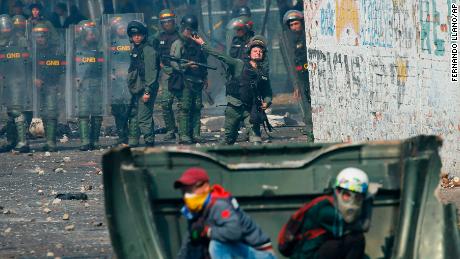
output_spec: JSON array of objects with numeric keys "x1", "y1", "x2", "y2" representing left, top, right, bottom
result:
[
  {"x1": 170, "y1": 14, "x2": 208, "y2": 144},
  {"x1": 0, "y1": 15, "x2": 31, "y2": 153},
  {"x1": 191, "y1": 35, "x2": 272, "y2": 145},
  {"x1": 126, "y1": 20, "x2": 160, "y2": 147},
  {"x1": 68, "y1": 21, "x2": 104, "y2": 151},
  {"x1": 156, "y1": 9, "x2": 179, "y2": 141},
  {"x1": 31, "y1": 22, "x2": 65, "y2": 152},
  {"x1": 106, "y1": 16, "x2": 131, "y2": 145},
  {"x1": 227, "y1": 16, "x2": 254, "y2": 60},
  {"x1": 283, "y1": 10, "x2": 314, "y2": 142}
]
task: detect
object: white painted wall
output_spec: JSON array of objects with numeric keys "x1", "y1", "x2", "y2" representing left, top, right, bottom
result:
[{"x1": 305, "y1": 0, "x2": 459, "y2": 175}]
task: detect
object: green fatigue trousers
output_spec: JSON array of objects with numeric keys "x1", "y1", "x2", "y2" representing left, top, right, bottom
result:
[
  {"x1": 158, "y1": 72, "x2": 177, "y2": 136},
  {"x1": 173, "y1": 80, "x2": 203, "y2": 143},
  {"x1": 223, "y1": 103, "x2": 261, "y2": 145},
  {"x1": 128, "y1": 84, "x2": 158, "y2": 146}
]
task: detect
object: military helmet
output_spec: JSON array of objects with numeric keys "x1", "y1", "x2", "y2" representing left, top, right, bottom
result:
[
  {"x1": 127, "y1": 20, "x2": 148, "y2": 37},
  {"x1": 283, "y1": 10, "x2": 304, "y2": 26},
  {"x1": 29, "y1": 3, "x2": 43, "y2": 11},
  {"x1": 247, "y1": 35, "x2": 267, "y2": 51},
  {"x1": 110, "y1": 16, "x2": 127, "y2": 34},
  {"x1": 180, "y1": 14, "x2": 198, "y2": 31},
  {"x1": 75, "y1": 20, "x2": 99, "y2": 40},
  {"x1": 159, "y1": 9, "x2": 176, "y2": 23},
  {"x1": 226, "y1": 17, "x2": 253, "y2": 31},
  {"x1": 0, "y1": 14, "x2": 13, "y2": 33},
  {"x1": 12, "y1": 15, "x2": 27, "y2": 29},
  {"x1": 234, "y1": 5, "x2": 251, "y2": 17},
  {"x1": 31, "y1": 22, "x2": 50, "y2": 38}
]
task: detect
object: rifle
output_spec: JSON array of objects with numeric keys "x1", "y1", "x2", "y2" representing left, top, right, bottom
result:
[{"x1": 162, "y1": 55, "x2": 217, "y2": 70}]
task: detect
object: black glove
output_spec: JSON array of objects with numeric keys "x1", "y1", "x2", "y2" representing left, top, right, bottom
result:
[{"x1": 190, "y1": 217, "x2": 209, "y2": 245}]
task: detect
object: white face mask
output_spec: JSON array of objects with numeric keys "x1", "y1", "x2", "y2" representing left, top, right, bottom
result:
[{"x1": 335, "y1": 189, "x2": 364, "y2": 223}]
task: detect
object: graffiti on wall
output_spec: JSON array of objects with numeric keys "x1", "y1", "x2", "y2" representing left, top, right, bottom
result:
[
  {"x1": 360, "y1": 0, "x2": 395, "y2": 47},
  {"x1": 336, "y1": 0, "x2": 360, "y2": 45},
  {"x1": 419, "y1": 0, "x2": 448, "y2": 56},
  {"x1": 320, "y1": 2, "x2": 335, "y2": 36}
]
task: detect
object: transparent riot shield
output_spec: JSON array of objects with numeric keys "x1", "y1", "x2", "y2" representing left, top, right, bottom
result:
[
  {"x1": 0, "y1": 40, "x2": 32, "y2": 111},
  {"x1": 65, "y1": 22, "x2": 106, "y2": 120},
  {"x1": 31, "y1": 32, "x2": 66, "y2": 119},
  {"x1": 102, "y1": 13, "x2": 144, "y2": 111}
]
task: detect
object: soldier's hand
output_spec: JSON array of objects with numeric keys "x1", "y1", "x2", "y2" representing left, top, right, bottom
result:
[
  {"x1": 261, "y1": 102, "x2": 268, "y2": 110},
  {"x1": 34, "y1": 79, "x2": 44, "y2": 88},
  {"x1": 142, "y1": 92, "x2": 150, "y2": 103},
  {"x1": 293, "y1": 88, "x2": 300, "y2": 100},
  {"x1": 186, "y1": 62, "x2": 198, "y2": 69},
  {"x1": 191, "y1": 35, "x2": 205, "y2": 46}
]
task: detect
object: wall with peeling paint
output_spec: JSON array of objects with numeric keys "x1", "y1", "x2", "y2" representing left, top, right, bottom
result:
[{"x1": 305, "y1": 0, "x2": 459, "y2": 175}]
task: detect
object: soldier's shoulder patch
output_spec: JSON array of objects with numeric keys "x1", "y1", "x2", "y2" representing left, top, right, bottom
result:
[{"x1": 221, "y1": 209, "x2": 231, "y2": 219}]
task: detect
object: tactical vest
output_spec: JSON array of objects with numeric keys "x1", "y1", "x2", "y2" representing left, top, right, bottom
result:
[
  {"x1": 294, "y1": 33, "x2": 308, "y2": 72},
  {"x1": 226, "y1": 62, "x2": 260, "y2": 105},
  {"x1": 158, "y1": 31, "x2": 179, "y2": 66},
  {"x1": 182, "y1": 40, "x2": 207, "y2": 79}
]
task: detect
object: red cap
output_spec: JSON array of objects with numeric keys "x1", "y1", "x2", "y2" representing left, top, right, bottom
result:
[{"x1": 174, "y1": 167, "x2": 210, "y2": 188}]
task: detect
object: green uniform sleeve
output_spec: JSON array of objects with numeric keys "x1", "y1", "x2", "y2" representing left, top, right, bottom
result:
[
  {"x1": 143, "y1": 45, "x2": 160, "y2": 94},
  {"x1": 200, "y1": 43, "x2": 243, "y2": 77},
  {"x1": 170, "y1": 39, "x2": 183, "y2": 71}
]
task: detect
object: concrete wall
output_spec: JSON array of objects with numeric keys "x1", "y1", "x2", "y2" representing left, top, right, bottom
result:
[{"x1": 304, "y1": 0, "x2": 459, "y2": 175}]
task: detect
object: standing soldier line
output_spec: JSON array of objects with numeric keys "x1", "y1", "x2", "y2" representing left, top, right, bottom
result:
[{"x1": 0, "y1": 9, "x2": 316, "y2": 152}]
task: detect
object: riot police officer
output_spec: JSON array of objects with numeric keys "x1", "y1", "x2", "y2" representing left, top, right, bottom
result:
[
  {"x1": 156, "y1": 9, "x2": 179, "y2": 141},
  {"x1": 191, "y1": 35, "x2": 273, "y2": 145},
  {"x1": 126, "y1": 20, "x2": 160, "y2": 147},
  {"x1": 227, "y1": 16, "x2": 255, "y2": 60},
  {"x1": 106, "y1": 16, "x2": 131, "y2": 146},
  {"x1": 0, "y1": 14, "x2": 31, "y2": 152},
  {"x1": 170, "y1": 14, "x2": 208, "y2": 144},
  {"x1": 69, "y1": 21, "x2": 105, "y2": 151},
  {"x1": 283, "y1": 10, "x2": 314, "y2": 142},
  {"x1": 31, "y1": 22, "x2": 65, "y2": 152}
]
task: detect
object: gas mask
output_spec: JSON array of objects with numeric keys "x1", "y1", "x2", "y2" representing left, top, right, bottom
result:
[
  {"x1": 183, "y1": 191, "x2": 210, "y2": 213},
  {"x1": 335, "y1": 188, "x2": 364, "y2": 224}
]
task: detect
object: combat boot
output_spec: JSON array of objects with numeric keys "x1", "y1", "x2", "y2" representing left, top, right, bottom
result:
[
  {"x1": 162, "y1": 131, "x2": 176, "y2": 141},
  {"x1": 78, "y1": 118, "x2": 91, "y2": 151},
  {"x1": 90, "y1": 116, "x2": 103, "y2": 150},
  {"x1": 42, "y1": 119, "x2": 57, "y2": 152},
  {"x1": 0, "y1": 118, "x2": 17, "y2": 152},
  {"x1": 13, "y1": 114, "x2": 30, "y2": 153}
]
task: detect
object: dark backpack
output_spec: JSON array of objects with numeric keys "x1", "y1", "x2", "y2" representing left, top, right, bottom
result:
[{"x1": 277, "y1": 195, "x2": 334, "y2": 257}]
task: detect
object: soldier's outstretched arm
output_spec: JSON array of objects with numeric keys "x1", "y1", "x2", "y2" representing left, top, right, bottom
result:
[{"x1": 190, "y1": 35, "x2": 241, "y2": 74}]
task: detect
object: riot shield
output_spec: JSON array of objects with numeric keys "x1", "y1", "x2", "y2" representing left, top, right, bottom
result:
[
  {"x1": 102, "y1": 13, "x2": 144, "y2": 108},
  {"x1": 31, "y1": 30, "x2": 66, "y2": 119},
  {"x1": 0, "y1": 38, "x2": 32, "y2": 111},
  {"x1": 65, "y1": 21, "x2": 106, "y2": 120}
]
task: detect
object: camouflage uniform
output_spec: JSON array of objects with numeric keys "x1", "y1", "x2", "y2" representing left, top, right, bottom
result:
[
  {"x1": 156, "y1": 9, "x2": 179, "y2": 141},
  {"x1": 200, "y1": 38, "x2": 272, "y2": 144},
  {"x1": 170, "y1": 35, "x2": 208, "y2": 144}
]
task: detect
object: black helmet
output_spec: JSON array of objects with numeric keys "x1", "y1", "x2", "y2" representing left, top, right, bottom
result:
[
  {"x1": 29, "y1": 3, "x2": 42, "y2": 11},
  {"x1": 180, "y1": 14, "x2": 198, "y2": 31},
  {"x1": 234, "y1": 5, "x2": 251, "y2": 18},
  {"x1": 127, "y1": 20, "x2": 148, "y2": 37}
]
